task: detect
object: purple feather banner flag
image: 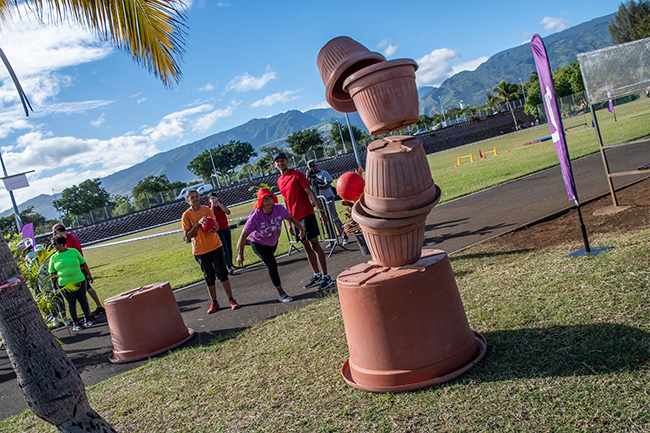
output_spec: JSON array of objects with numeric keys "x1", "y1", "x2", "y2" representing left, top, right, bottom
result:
[{"x1": 531, "y1": 34, "x2": 578, "y2": 203}]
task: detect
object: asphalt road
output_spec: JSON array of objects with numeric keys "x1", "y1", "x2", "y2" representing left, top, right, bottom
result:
[{"x1": 1, "y1": 139, "x2": 647, "y2": 420}]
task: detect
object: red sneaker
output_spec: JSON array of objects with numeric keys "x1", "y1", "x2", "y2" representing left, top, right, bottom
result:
[
  {"x1": 229, "y1": 298, "x2": 240, "y2": 310},
  {"x1": 207, "y1": 300, "x2": 220, "y2": 314}
]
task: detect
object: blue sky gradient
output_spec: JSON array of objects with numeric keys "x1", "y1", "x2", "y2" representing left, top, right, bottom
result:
[{"x1": 0, "y1": 0, "x2": 619, "y2": 210}]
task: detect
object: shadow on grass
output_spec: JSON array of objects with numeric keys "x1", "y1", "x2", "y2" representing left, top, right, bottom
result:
[
  {"x1": 423, "y1": 222, "x2": 514, "y2": 247},
  {"x1": 461, "y1": 323, "x2": 650, "y2": 383}
]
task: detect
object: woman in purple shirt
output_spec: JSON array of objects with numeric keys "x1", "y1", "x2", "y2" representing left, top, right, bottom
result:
[{"x1": 236, "y1": 188, "x2": 304, "y2": 303}]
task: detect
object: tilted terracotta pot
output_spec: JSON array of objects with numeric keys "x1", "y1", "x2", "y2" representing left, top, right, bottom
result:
[
  {"x1": 317, "y1": 36, "x2": 386, "y2": 112},
  {"x1": 337, "y1": 249, "x2": 487, "y2": 393},
  {"x1": 105, "y1": 282, "x2": 194, "y2": 363},
  {"x1": 352, "y1": 200, "x2": 426, "y2": 267},
  {"x1": 343, "y1": 59, "x2": 419, "y2": 134},
  {"x1": 363, "y1": 135, "x2": 436, "y2": 214}
]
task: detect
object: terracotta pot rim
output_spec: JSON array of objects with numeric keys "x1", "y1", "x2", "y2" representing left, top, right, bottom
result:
[
  {"x1": 325, "y1": 51, "x2": 386, "y2": 112},
  {"x1": 360, "y1": 185, "x2": 441, "y2": 219},
  {"x1": 109, "y1": 328, "x2": 195, "y2": 364},
  {"x1": 352, "y1": 200, "x2": 427, "y2": 229},
  {"x1": 341, "y1": 331, "x2": 487, "y2": 393},
  {"x1": 342, "y1": 58, "x2": 418, "y2": 93}
]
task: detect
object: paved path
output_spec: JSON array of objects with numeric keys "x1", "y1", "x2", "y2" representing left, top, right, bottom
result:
[{"x1": 1, "y1": 139, "x2": 648, "y2": 420}]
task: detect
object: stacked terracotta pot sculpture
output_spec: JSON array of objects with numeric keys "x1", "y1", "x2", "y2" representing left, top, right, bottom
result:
[{"x1": 318, "y1": 37, "x2": 486, "y2": 392}]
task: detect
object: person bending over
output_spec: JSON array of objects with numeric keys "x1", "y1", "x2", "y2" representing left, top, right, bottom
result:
[{"x1": 236, "y1": 188, "x2": 305, "y2": 303}]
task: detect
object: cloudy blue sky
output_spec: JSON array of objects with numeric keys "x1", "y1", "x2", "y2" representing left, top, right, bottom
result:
[{"x1": 0, "y1": 0, "x2": 618, "y2": 212}]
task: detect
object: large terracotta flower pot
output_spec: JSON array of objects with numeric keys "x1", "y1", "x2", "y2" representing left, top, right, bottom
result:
[
  {"x1": 352, "y1": 200, "x2": 427, "y2": 267},
  {"x1": 343, "y1": 59, "x2": 419, "y2": 134},
  {"x1": 317, "y1": 36, "x2": 386, "y2": 113},
  {"x1": 337, "y1": 249, "x2": 487, "y2": 393},
  {"x1": 363, "y1": 135, "x2": 436, "y2": 214},
  {"x1": 105, "y1": 282, "x2": 194, "y2": 363}
]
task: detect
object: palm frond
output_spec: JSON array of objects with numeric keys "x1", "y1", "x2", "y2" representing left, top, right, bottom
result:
[{"x1": 28, "y1": 0, "x2": 187, "y2": 87}]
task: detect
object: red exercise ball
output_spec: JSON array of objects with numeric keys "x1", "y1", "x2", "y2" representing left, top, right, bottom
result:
[
  {"x1": 201, "y1": 217, "x2": 217, "y2": 232},
  {"x1": 336, "y1": 172, "x2": 365, "y2": 201}
]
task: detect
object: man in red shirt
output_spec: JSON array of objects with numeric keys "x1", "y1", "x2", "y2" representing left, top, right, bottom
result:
[
  {"x1": 51, "y1": 223, "x2": 105, "y2": 317},
  {"x1": 274, "y1": 153, "x2": 333, "y2": 290}
]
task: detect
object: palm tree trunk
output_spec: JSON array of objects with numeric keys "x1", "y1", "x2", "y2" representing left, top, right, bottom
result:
[
  {"x1": 507, "y1": 100, "x2": 519, "y2": 129},
  {"x1": 0, "y1": 233, "x2": 116, "y2": 432}
]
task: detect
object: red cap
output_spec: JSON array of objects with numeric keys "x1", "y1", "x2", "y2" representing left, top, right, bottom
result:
[{"x1": 255, "y1": 188, "x2": 278, "y2": 209}]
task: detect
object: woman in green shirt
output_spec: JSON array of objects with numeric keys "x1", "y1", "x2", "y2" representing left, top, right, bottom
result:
[{"x1": 49, "y1": 235, "x2": 94, "y2": 331}]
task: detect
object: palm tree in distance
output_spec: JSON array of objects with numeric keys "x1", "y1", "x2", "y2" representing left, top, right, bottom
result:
[
  {"x1": 490, "y1": 80, "x2": 521, "y2": 129},
  {"x1": 0, "y1": 1, "x2": 186, "y2": 431}
]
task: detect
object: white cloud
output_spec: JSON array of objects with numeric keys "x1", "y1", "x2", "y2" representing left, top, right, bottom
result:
[
  {"x1": 303, "y1": 101, "x2": 330, "y2": 111},
  {"x1": 541, "y1": 16, "x2": 569, "y2": 32},
  {"x1": 199, "y1": 83, "x2": 215, "y2": 92},
  {"x1": 415, "y1": 48, "x2": 459, "y2": 87},
  {"x1": 451, "y1": 57, "x2": 489, "y2": 75},
  {"x1": 376, "y1": 39, "x2": 398, "y2": 57},
  {"x1": 192, "y1": 104, "x2": 237, "y2": 132},
  {"x1": 250, "y1": 90, "x2": 300, "y2": 108},
  {"x1": 226, "y1": 67, "x2": 277, "y2": 92},
  {"x1": 90, "y1": 114, "x2": 105, "y2": 127},
  {"x1": 137, "y1": 97, "x2": 147, "y2": 104},
  {"x1": 0, "y1": 3, "x2": 113, "y2": 113},
  {"x1": 416, "y1": 48, "x2": 488, "y2": 88}
]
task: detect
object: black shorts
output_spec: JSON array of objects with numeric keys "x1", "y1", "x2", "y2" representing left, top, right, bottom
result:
[
  {"x1": 295, "y1": 213, "x2": 320, "y2": 242},
  {"x1": 194, "y1": 247, "x2": 229, "y2": 286}
]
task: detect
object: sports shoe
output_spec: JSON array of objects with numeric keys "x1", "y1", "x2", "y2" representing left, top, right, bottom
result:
[
  {"x1": 84, "y1": 319, "x2": 95, "y2": 327},
  {"x1": 342, "y1": 238, "x2": 349, "y2": 246},
  {"x1": 72, "y1": 323, "x2": 84, "y2": 331},
  {"x1": 92, "y1": 306, "x2": 105, "y2": 316},
  {"x1": 51, "y1": 317, "x2": 61, "y2": 327},
  {"x1": 62, "y1": 317, "x2": 72, "y2": 326},
  {"x1": 278, "y1": 294, "x2": 293, "y2": 303},
  {"x1": 229, "y1": 298, "x2": 240, "y2": 310},
  {"x1": 207, "y1": 300, "x2": 220, "y2": 314},
  {"x1": 318, "y1": 275, "x2": 334, "y2": 291},
  {"x1": 304, "y1": 274, "x2": 322, "y2": 289}
]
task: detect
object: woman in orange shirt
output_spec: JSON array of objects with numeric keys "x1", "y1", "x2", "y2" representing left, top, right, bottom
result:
[{"x1": 182, "y1": 189, "x2": 239, "y2": 314}]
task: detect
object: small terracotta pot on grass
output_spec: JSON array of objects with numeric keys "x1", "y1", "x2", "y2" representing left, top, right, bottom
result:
[
  {"x1": 105, "y1": 282, "x2": 194, "y2": 364},
  {"x1": 343, "y1": 58, "x2": 419, "y2": 134}
]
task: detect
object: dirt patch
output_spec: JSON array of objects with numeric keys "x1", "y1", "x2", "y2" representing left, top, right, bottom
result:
[{"x1": 487, "y1": 176, "x2": 650, "y2": 250}]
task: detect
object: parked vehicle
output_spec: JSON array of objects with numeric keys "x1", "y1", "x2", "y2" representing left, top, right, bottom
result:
[{"x1": 177, "y1": 183, "x2": 210, "y2": 199}]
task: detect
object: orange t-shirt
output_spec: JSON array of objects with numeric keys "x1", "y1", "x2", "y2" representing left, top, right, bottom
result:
[{"x1": 181, "y1": 206, "x2": 223, "y2": 255}]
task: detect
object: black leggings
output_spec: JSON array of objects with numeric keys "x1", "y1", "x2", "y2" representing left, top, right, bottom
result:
[
  {"x1": 62, "y1": 280, "x2": 90, "y2": 323},
  {"x1": 251, "y1": 242, "x2": 281, "y2": 287}
]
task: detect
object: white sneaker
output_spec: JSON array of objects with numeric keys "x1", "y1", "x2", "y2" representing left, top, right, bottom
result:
[
  {"x1": 342, "y1": 238, "x2": 349, "y2": 246},
  {"x1": 278, "y1": 294, "x2": 293, "y2": 303},
  {"x1": 51, "y1": 317, "x2": 61, "y2": 327},
  {"x1": 62, "y1": 317, "x2": 72, "y2": 326}
]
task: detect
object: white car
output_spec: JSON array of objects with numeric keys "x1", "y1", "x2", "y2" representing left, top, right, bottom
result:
[{"x1": 177, "y1": 183, "x2": 211, "y2": 199}]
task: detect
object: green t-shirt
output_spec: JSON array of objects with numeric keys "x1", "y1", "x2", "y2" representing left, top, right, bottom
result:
[{"x1": 48, "y1": 248, "x2": 86, "y2": 287}]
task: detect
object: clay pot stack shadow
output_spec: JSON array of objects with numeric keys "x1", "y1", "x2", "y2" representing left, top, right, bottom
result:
[{"x1": 318, "y1": 36, "x2": 486, "y2": 393}]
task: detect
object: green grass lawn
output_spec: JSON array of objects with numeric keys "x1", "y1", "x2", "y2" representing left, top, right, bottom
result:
[{"x1": 4, "y1": 226, "x2": 648, "y2": 432}]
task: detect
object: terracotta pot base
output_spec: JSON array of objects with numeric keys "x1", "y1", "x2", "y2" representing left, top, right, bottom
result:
[
  {"x1": 337, "y1": 250, "x2": 486, "y2": 392},
  {"x1": 342, "y1": 332, "x2": 486, "y2": 393}
]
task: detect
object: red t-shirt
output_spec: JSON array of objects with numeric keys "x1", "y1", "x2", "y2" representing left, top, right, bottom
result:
[
  {"x1": 64, "y1": 233, "x2": 83, "y2": 256},
  {"x1": 277, "y1": 169, "x2": 314, "y2": 220},
  {"x1": 209, "y1": 204, "x2": 229, "y2": 231}
]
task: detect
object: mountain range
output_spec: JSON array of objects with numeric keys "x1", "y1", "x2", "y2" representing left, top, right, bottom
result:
[{"x1": 4, "y1": 13, "x2": 615, "y2": 220}]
